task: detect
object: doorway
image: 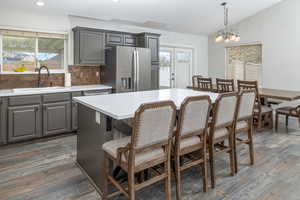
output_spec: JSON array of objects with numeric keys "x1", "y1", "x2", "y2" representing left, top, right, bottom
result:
[{"x1": 159, "y1": 47, "x2": 193, "y2": 89}]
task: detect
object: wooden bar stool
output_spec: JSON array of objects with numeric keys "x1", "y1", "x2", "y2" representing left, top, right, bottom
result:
[
  {"x1": 208, "y1": 92, "x2": 239, "y2": 188},
  {"x1": 234, "y1": 90, "x2": 256, "y2": 173},
  {"x1": 197, "y1": 77, "x2": 213, "y2": 92},
  {"x1": 173, "y1": 95, "x2": 212, "y2": 200},
  {"x1": 102, "y1": 101, "x2": 177, "y2": 200},
  {"x1": 237, "y1": 80, "x2": 273, "y2": 131},
  {"x1": 216, "y1": 78, "x2": 235, "y2": 93}
]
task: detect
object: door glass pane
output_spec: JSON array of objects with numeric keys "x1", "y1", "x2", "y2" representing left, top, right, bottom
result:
[
  {"x1": 37, "y1": 38, "x2": 64, "y2": 70},
  {"x1": 175, "y1": 51, "x2": 192, "y2": 88},
  {"x1": 159, "y1": 51, "x2": 172, "y2": 89},
  {"x1": 2, "y1": 36, "x2": 36, "y2": 72}
]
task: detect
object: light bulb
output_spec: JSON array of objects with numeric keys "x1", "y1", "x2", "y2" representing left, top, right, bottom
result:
[
  {"x1": 35, "y1": 0, "x2": 45, "y2": 6},
  {"x1": 235, "y1": 36, "x2": 241, "y2": 41},
  {"x1": 112, "y1": 0, "x2": 120, "y2": 2},
  {"x1": 225, "y1": 38, "x2": 230, "y2": 43},
  {"x1": 230, "y1": 34, "x2": 236, "y2": 41},
  {"x1": 215, "y1": 35, "x2": 224, "y2": 42}
]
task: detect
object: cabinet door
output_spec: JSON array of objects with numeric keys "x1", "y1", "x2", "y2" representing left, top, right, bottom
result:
[
  {"x1": 147, "y1": 36, "x2": 160, "y2": 63},
  {"x1": 72, "y1": 102, "x2": 79, "y2": 131},
  {"x1": 124, "y1": 34, "x2": 137, "y2": 46},
  {"x1": 8, "y1": 105, "x2": 41, "y2": 142},
  {"x1": 43, "y1": 102, "x2": 71, "y2": 136},
  {"x1": 79, "y1": 31, "x2": 105, "y2": 65},
  {"x1": 151, "y1": 64, "x2": 160, "y2": 90},
  {"x1": 106, "y1": 32, "x2": 124, "y2": 46},
  {"x1": 71, "y1": 91, "x2": 82, "y2": 131}
]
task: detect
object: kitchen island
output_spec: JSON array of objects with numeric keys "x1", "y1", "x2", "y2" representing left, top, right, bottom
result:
[{"x1": 73, "y1": 88, "x2": 219, "y2": 195}]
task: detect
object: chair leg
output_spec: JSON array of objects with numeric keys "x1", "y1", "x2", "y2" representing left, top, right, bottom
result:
[
  {"x1": 174, "y1": 152, "x2": 182, "y2": 200},
  {"x1": 202, "y1": 148, "x2": 208, "y2": 192},
  {"x1": 275, "y1": 112, "x2": 279, "y2": 132},
  {"x1": 233, "y1": 131, "x2": 238, "y2": 174},
  {"x1": 257, "y1": 114, "x2": 262, "y2": 132},
  {"x1": 208, "y1": 143, "x2": 215, "y2": 188},
  {"x1": 228, "y1": 134, "x2": 235, "y2": 176},
  {"x1": 248, "y1": 122, "x2": 255, "y2": 165},
  {"x1": 165, "y1": 148, "x2": 172, "y2": 200},
  {"x1": 128, "y1": 168, "x2": 135, "y2": 200},
  {"x1": 269, "y1": 112, "x2": 273, "y2": 130},
  {"x1": 285, "y1": 115, "x2": 289, "y2": 130},
  {"x1": 102, "y1": 155, "x2": 109, "y2": 200}
]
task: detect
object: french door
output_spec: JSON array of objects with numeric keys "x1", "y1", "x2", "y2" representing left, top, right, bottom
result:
[{"x1": 159, "y1": 47, "x2": 193, "y2": 89}]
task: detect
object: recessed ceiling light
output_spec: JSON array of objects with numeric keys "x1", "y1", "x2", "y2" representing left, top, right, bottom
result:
[
  {"x1": 112, "y1": 0, "x2": 120, "y2": 3},
  {"x1": 35, "y1": 0, "x2": 45, "y2": 6}
]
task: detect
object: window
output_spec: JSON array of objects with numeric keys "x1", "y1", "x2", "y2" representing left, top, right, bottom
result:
[
  {"x1": 0, "y1": 29, "x2": 67, "y2": 73},
  {"x1": 226, "y1": 44, "x2": 262, "y2": 86}
]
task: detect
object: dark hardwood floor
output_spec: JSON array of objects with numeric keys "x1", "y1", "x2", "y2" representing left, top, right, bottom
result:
[{"x1": 1, "y1": 118, "x2": 300, "y2": 200}]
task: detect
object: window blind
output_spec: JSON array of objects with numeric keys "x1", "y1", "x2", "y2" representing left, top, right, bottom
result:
[{"x1": 0, "y1": 29, "x2": 67, "y2": 39}]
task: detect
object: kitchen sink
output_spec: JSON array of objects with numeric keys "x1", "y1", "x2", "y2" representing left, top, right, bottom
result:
[{"x1": 12, "y1": 87, "x2": 68, "y2": 93}]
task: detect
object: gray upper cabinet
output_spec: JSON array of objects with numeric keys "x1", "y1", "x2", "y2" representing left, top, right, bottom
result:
[
  {"x1": 73, "y1": 27, "x2": 105, "y2": 65},
  {"x1": 43, "y1": 101, "x2": 71, "y2": 136},
  {"x1": 124, "y1": 34, "x2": 138, "y2": 46},
  {"x1": 138, "y1": 33, "x2": 161, "y2": 64},
  {"x1": 106, "y1": 32, "x2": 124, "y2": 46},
  {"x1": 8, "y1": 104, "x2": 41, "y2": 142}
]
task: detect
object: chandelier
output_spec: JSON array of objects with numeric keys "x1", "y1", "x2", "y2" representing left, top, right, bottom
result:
[{"x1": 215, "y1": 2, "x2": 240, "y2": 43}]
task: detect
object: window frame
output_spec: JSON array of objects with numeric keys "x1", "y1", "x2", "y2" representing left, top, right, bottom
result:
[{"x1": 0, "y1": 30, "x2": 68, "y2": 74}]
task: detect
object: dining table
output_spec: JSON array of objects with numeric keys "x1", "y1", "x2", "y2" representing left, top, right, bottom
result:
[{"x1": 187, "y1": 86, "x2": 300, "y2": 101}]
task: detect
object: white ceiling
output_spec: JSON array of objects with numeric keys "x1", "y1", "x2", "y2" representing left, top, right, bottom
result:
[{"x1": 1, "y1": 0, "x2": 283, "y2": 35}]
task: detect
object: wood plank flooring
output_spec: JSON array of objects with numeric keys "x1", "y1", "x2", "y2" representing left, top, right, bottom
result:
[{"x1": 1, "y1": 119, "x2": 300, "y2": 200}]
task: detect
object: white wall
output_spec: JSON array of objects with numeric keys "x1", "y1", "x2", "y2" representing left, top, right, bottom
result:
[
  {"x1": 0, "y1": 9, "x2": 208, "y2": 77},
  {"x1": 208, "y1": 0, "x2": 300, "y2": 91}
]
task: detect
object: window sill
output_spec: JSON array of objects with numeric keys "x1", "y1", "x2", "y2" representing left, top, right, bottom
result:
[{"x1": 0, "y1": 70, "x2": 66, "y2": 75}]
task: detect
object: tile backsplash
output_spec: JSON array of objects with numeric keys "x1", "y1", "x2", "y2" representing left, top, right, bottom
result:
[
  {"x1": 0, "y1": 65, "x2": 101, "y2": 90},
  {"x1": 68, "y1": 65, "x2": 101, "y2": 86}
]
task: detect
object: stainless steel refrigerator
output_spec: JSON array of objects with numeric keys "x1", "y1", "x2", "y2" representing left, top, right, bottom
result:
[{"x1": 101, "y1": 46, "x2": 152, "y2": 93}]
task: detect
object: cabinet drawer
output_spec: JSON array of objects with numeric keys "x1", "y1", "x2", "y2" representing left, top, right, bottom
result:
[
  {"x1": 43, "y1": 93, "x2": 71, "y2": 103},
  {"x1": 106, "y1": 33, "x2": 124, "y2": 46},
  {"x1": 9, "y1": 95, "x2": 41, "y2": 106},
  {"x1": 124, "y1": 34, "x2": 137, "y2": 46},
  {"x1": 72, "y1": 91, "x2": 82, "y2": 98}
]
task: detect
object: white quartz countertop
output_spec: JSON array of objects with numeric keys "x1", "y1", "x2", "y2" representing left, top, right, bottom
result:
[
  {"x1": 0, "y1": 84, "x2": 112, "y2": 97},
  {"x1": 73, "y1": 88, "x2": 220, "y2": 120}
]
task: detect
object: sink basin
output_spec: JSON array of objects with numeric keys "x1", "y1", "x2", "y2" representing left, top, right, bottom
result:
[{"x1": 12, "y1": 87, "x2": 67, "y2": 93}]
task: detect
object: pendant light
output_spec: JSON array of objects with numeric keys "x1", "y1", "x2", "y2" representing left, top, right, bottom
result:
[{"x1": 215, "y1": 2, "x2": 240, "y2": 43}]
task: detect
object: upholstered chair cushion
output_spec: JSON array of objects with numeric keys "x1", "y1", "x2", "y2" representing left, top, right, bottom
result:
[
  {"x1": 135, "y1": 105, "x2": 175, "y2": 149},
  {"x1": 208, "y1": 127, "x2": 229, "y2": 139},
  {"x1": 102, "y1": 136, "x2": 164, "y2": 166},
  {"x1": 180, "y1": 99, "x2": 210, "y2": 136},
  {"x1": 215, "y1": 95, "x2": 238, "y2": 127},
  {"x1": 254, "y1": 105, "x2": 273, "y2": 114},
  {"x1": 238, "y1": 91, "x2": 256, "y2": 119},
  {"x1": 180, "y1": 136, "x2": 202, "y2": 150}
]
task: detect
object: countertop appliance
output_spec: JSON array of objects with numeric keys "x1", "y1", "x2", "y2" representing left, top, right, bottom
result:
[{"x1": 101, "y1": 46, "x2": 152, "y2": 93}]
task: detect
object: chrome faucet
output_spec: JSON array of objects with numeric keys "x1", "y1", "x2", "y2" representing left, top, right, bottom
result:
[{"x1": 35, "y1": 65, "x2": 50, "y2": 87}]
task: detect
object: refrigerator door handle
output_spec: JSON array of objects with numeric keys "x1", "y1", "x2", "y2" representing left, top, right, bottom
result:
[
  {"x1": 133, "y1": 50, "x2": 137, "y2": 91},
  {"x1": 136, "y1": 50, "x2": 139, "y2": 91}
]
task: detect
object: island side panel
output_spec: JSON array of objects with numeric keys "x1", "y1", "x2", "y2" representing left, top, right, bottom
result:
[{"x1": 77, "y1": 104, "x2": 113, "y2": 194}]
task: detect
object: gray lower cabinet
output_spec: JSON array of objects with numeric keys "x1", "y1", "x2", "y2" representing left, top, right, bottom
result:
[
  {"x1": 8, "y1": 104, "x2": 41, "y2": 142},
  {"x1": 43, "y1": 102, "x2": 71, "y2": 136}
]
